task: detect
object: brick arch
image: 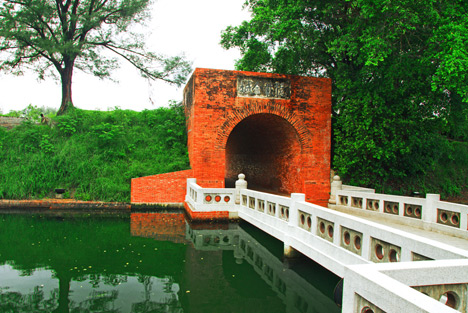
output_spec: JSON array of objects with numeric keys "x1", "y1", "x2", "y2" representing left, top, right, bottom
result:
[
  {"x1": 132, "y1": 68, "x2": 332, "y2": 207},
  {"x1": 224, "y1": 112, "x2": 304, "y2": 194},
  {"x1": 215, "y1": 101, "x2": 313, "y2": 151}
]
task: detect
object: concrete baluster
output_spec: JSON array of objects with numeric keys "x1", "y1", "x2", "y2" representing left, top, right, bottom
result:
[
  {"x1": 399, "y1": 201, "x2": 404, "y2": 217},
  {"x1": 360, "y1": 232, "x2": 371, "y2": 262},
  {"x1": 400, "y1": 247, "x2": 412, "y2": 262},
  {"x1": 378, "y1": 199, "x2": 384, "y2": 213},
  {"x1": 329, "y1": 175, "x2": 342, "y2": 205},
  {"x1": 423, "y1": 194, "x2": 440, "y2": 224},
  {"x1": 341, "y1": 269, "x2": 356, "y2": 313},
  {"x1": 333, "y1": 222, "x2": 341, "y2": 246},
  {"x1": 461, "y1": 210, "x2": 468, "y2": 231},
  {"x1": 186, "y1": 178, "x2": 197, "y2": 202},
  {"x1": 289, "y1": 193, "x2": 305, "y2": 228},
  {"x1": 284, "y1": 193, "x2": 305, "y2": 258},
  {"x1": 235, "y1": 173, "x2": 248, "y2": 204}
]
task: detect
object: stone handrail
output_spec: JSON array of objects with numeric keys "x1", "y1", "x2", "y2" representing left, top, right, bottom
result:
[
  {"x1": 333, "y1": 184, "x2": 468, "y2": 233},
  {"x1": 185, "y1": 177, "x2": 468, "y2": 312},
  {"x1": 185, "y1": 178, "x2": 237, "y2": 212},
  {"x1": 343, "y1": 260, "x2": 468, "y2": 313},
  {"x1": 239, "y1": 189, "x2": 468, "y2": 270},
  {"x1": 239, "y1": 189, "x2": 468, "y2": 313}
]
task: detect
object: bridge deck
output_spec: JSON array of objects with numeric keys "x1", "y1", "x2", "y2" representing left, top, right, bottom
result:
[{"x1": 332, "y1": 205, "x2": 468, "y2": 251}]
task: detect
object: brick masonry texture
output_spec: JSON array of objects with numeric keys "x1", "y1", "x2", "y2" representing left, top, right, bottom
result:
[
  {"x1": 131, "y1": 169, "x2": 193, "y2": 204},
  {"x1": 131, "y1": 68, "x2": 332, "y2": 208},
  {"x1": 130, "y1": 212, "x2": 187, "y2": 243}
]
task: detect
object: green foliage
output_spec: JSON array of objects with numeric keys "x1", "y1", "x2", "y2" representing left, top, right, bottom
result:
[
  {"x1": 3, "y1": 104, "x2": 56, "y2": 122},
  {"x1": 222, "y1": 0, "x2": 468, "y2": 194},
  {"x1": 0, "y1": 0, "x2": 192, "y2": 114},
  {"x1": 0, "y1": 107, "x2": 189, "y2": 202},
  {"x1": 56, "y1": 116, "x2": 78, "y2": 136}
]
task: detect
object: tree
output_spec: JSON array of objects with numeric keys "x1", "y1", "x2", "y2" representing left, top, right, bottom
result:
[
  {"x1": 221, "y1": 0, "x2": 468, "y2": 190},
  {"x1": 0, "y1": 0, "x2": 192, "y2": 115}
]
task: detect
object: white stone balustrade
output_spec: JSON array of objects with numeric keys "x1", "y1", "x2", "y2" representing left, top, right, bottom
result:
[
  {"x1": 185, "y1": 178, "x2": 237, "y2": 212},
  {"x1": 343, "y1": 260, "x2": 468, "y2": 313},
  {"x1": 185, "y1": 178, "x2": 468, "y2": 312},
  {"x1": 239, "y1": 189, "x2": 468, "y2": 276},
  {"x1": 332, "y1": 178, "x2": 468, "y2": 234}
]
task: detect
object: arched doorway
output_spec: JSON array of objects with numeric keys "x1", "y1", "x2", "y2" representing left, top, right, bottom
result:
[
  {"x1": 132, "y1": 68, "x2": 332, "y2": 207},
  {"x1": 225, "y1": 113, "x2": 303, "y2": 195}
]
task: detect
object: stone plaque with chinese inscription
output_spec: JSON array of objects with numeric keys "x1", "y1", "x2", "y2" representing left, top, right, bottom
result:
[{"x1": 237, "y1": 76, "x2": 291, "y2": 99}]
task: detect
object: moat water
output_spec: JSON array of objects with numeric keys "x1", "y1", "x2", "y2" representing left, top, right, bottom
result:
[{"x1": 0, "y1": 212, "x2": 340, "y2": 313}]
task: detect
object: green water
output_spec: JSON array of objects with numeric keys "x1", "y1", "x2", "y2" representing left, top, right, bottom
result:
[{"x1": 0, "y1": 212, "x2": 340, "y2": 313}]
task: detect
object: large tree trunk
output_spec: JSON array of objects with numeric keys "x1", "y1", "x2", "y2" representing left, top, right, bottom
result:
[
  {"x1": 53, "y1": 272, "x2": 71, "y2": 313},
  {"x1": 57, "y1": 63, "x2": 74, "y2": 116}
]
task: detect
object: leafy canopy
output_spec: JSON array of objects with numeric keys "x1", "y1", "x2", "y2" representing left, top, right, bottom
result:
[
  {"x1": 222, "y1": 0, "x2": 468, "y2": 191},
  {"x1": 0, "y1": 0, "x2": 192, "y2": 114}
]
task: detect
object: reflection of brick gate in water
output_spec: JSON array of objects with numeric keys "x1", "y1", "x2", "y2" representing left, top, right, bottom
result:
[{"x1": 131, "y1": 68, "x2": 332, "y2": 206}]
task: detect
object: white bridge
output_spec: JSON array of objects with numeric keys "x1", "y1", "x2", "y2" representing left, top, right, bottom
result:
[{"x1": 185, "y1": 176, "x2": 468, "y2": 313}]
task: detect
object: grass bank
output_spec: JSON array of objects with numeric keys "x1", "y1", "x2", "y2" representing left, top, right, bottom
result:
[
  {"x1": 1, "y1": 105, "x2": 467, "y2": 203},
  {"x1": 0, "y1": 105, "x2": 189, "y2": 202}
]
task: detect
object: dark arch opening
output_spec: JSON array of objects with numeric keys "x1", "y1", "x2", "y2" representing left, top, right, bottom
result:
[{"x1": 225, "y1": 113, "x2": 302, "y2": 195}]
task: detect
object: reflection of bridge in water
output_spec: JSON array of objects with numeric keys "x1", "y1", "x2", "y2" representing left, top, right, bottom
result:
[
  {"x1": 185, "y1": 222, "x2": 340, "y2": 313},
  {"x1": 131, "y1": 212, "x2": 340, "y2": 313}
]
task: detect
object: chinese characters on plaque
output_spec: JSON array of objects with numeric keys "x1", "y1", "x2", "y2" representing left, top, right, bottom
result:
[{"x1": 237, "y1": 77, "x2": 291, "y2": 99}]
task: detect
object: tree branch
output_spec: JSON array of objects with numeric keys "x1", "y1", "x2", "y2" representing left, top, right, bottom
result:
[{"x1": 103, "y1": 44, "x2": 178, "y2": 84}]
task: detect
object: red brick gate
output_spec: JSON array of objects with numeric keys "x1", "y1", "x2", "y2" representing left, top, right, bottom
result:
[{"x1": 131, "y1": 68, "x2": 332, "y2": 206}]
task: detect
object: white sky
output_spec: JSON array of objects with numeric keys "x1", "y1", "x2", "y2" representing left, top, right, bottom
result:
[{"x1": 0, "y1": 0, "x2": 251, "y2": 114}]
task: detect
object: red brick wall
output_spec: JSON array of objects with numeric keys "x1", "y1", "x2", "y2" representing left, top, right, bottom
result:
[
  {"x1": 131, "y1": 68, "x2": 332, "y2": 207},
  {"x1": 184, "y1": 69, "x2": 331, "y2": 206},
  {"x1": 131, "y1": 169, "x2": 193, "y2": 203}
]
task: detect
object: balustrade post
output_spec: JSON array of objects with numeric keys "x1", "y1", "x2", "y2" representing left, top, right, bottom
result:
[
  {"x1": 461, "y1": 211, "x2": 468, "y2": 231},
  {"x1": 329, "y1": 175, "x2": 342, "y2": 205},
  {"x1": 378, "y1": 199, "x2": 384, "y2": 213},
  {"x1": 284, "y1": 193, "x2": 306, "y2": 259},
  {"x1": 423, "y1": 194, "x2": 440, "y2": 223},
  {"x1": 235, "y1": 173, "x2": 248, "y2": 204},
  {"x1": 186, "y1": 178, "x2": 197, "y2": 202},
  {"x1": 289, "y1": 193, "x2": 305, "y2": 228},
  {"x1": 360, "y1": 233, "x2": 371, "y2": 263}
]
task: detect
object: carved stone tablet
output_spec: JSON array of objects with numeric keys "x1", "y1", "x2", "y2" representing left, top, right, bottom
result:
[{"x1": 237, "y1": 76, "x2": 291, "y2": 99}]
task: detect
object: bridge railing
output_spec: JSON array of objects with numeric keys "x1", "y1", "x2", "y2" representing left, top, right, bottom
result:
[
  {"x1": 334, "y1": 187, "x2": 468, "y2": 233},
  {"x1": 185, "y1": 180, "x2": 468, "y2": 312},
  {"x1": 343, "y1": 259, "x2": 468, "y2": 313},
  {"x1": 237, "y1": 189, "x2": 468, "y2": 313},
  {"x1": 185, "y1": 178, "x2": 237, "y2": 212},
  {"x1": 239, "y1": 189, "x2": 468, "y2": 272}
]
